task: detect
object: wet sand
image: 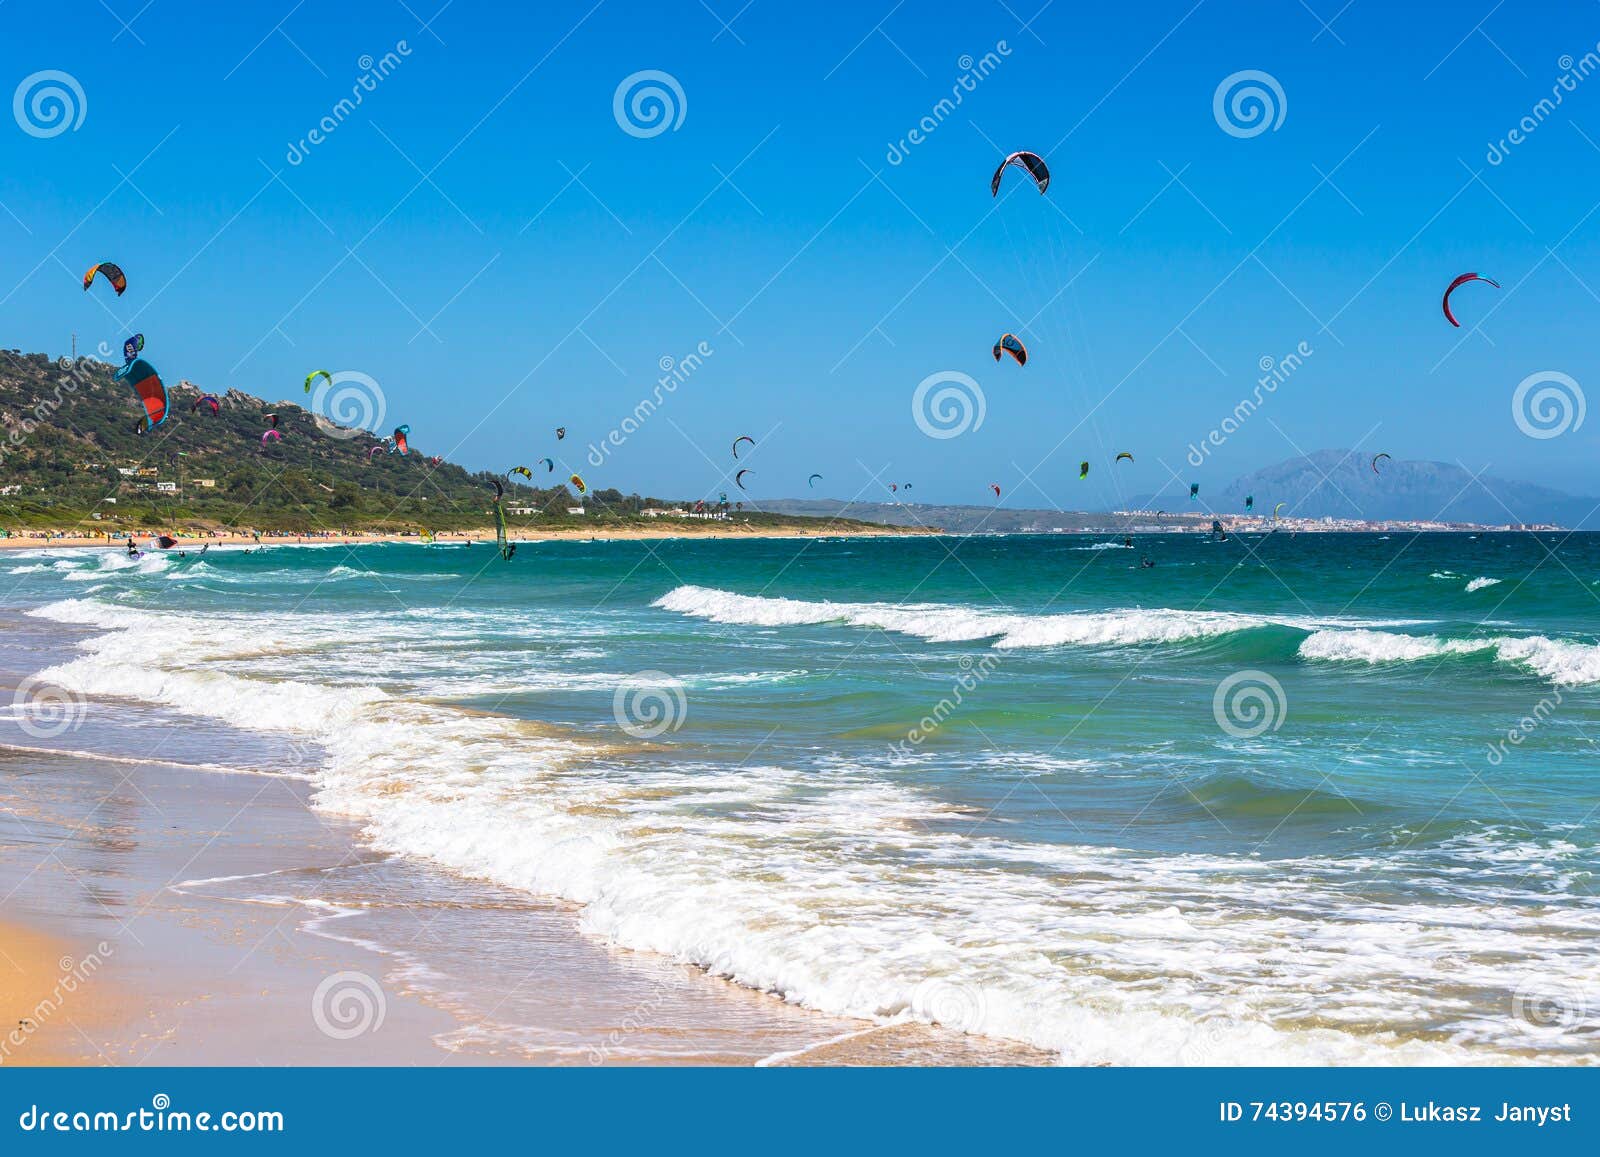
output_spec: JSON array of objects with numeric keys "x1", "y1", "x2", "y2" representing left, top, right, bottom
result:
[{"x1": 0, "y1": 676, "x2": 1049, "y2": 1067}]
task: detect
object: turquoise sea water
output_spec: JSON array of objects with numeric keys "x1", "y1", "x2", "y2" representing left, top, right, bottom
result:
[{"x1": 4, "y1": 531, "x2": 1598, "y2": 1063}]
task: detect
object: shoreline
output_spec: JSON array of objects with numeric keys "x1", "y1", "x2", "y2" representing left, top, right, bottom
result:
[
  {"x1": 0, "y1": 523, "x2": 935, "y2": 551},
  {"x1": 0, "y1": 639, "x2": 1049, "y2": 1066},
  {"x1": 0, "y1": 523, "x2": 1570, "y2": 551},
  {"x1": 0, "y1": 749, "x2": 1050, "y2": 1067}
]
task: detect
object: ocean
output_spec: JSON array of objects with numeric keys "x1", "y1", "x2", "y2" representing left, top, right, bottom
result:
[{"x1": 3, "y1": 531, "x2": 1598, "y2": 1065}]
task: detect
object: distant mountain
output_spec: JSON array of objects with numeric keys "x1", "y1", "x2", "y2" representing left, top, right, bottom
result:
[
  {"x1": 762, "y1": 449, "x2": 1596, "y2": 533},
  {"x1": 1208, "y1": 450, "x2": 1597, "y2": 527}
]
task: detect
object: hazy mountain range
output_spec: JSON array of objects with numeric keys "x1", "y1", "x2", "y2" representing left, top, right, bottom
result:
[
  {"x1": 1197, "y1": 449, "x2": 1594, "y2": 527},
  {"x1": 759, "y1": 451, "x2": 1598, "y2": 532}
]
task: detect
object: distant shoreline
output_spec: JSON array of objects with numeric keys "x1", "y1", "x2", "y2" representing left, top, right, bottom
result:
[
  {"x1": 0, "y1": 523, "x2": 1572, "y2": 551},
  {"x1": 0, "y1": 522, "x2": 939, "y2": 551}
]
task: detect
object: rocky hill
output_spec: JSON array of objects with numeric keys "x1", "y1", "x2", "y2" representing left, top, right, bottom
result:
[{"x1": 0, "y1": 350, "x2": 586, "y2": 531}]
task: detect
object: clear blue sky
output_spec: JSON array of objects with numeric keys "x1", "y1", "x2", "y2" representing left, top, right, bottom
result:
[{"x1": 4, "y1": 0, "x2": 1599, "y2": 507}]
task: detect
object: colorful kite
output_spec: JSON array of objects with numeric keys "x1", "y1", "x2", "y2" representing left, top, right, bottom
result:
[
  {"x1": 1442, "y1": 273, "x2": 1500, "y2": 327},
  {"x1": 992, "y1": 333, "x2": 1027, "y2": 366},
  {"x1": 114, "y1": 357, "x2": 167, "y2": 430},
  {"x1": 83, "y1": 262, "x2": 127, "y2": 296}
]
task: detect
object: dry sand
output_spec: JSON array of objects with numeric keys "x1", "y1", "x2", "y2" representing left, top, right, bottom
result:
[{"x1": 0, "y1": 922, "x2": 121, "y2": 1066}]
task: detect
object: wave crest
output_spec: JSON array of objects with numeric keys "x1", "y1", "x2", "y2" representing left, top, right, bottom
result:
[
  {"x1": 655, "y1": 585, "x2": 1284, "y2": 650},
  {"x1": 1300, "y1": 628, "x2": 1600, "y2": 684}
]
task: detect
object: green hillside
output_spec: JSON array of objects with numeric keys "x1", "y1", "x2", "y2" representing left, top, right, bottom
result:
[{"x1": 0, "y1": 350, "x2": 674, "y2": 533}]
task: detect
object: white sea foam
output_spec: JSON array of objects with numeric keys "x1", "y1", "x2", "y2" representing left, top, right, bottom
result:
[
  {"x1": 1298, "y1": 629, "x2": 1494, "y2": 665},
  {"x1": 1299, "y1": 628, "x2": 1600, "y2": 685},
  {"x1": 1465, "y1": 576, "x2": 1502, "y2": 592},
  {"x1": 22, "y1": 594, "x2": 1599, "y2": 1066},
  {"x1": 654, "y1": 585, "x2": 1263, "y2": 648},
  {"x1": 315, "y1": 732, "x2": 1548, "y2": 1066},
  {"x1": 652, "y1": 585, "x2": 1419, "y2": 652},
  {"x1": 1494, "y1": 635, "x2": 1600, "y2": 685},
  {"x1": 29, "y1": 600, "x2": 385, "y2": 730},
  {"x1": 0, "y1": 741, "x2": 292, "y2": 778},
  {"x1": 320, "y1": 563, "x2": 436, "y2": 581},
  {"x1": 48, "y1": 549, "x2": 173, "y2": 581}
]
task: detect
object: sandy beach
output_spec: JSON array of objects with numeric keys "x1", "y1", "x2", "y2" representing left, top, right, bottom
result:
[
  {"x1": 0, "y1": 921, "x2": 120, "y2": 1066},
  {"x1": 0, "y1": 523, "x2": 933, "y2": 551},
  {"x1": 0, "y1": 745, "x2": 1045, "y2": 1067},
  {"x1": 0, "y1": 611, "x2": 1044, "y2": 1066}
]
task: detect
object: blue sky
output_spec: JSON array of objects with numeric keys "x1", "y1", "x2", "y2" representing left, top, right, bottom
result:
[{"x1": 4, "y1": 0, "x2": 1600, "y2": 508}]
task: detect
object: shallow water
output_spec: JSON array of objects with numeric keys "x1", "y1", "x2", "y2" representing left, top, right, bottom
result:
[{"x1": 3, "y1": 532, "x2": 1598, "y2": 1064}]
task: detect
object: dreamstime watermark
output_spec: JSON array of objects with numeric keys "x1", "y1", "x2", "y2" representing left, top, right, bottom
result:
[
  {"x1": 1512, "y1": 370, "x2": 1584, "y2": 439},
  {"x1": 1484, "y1": 688, "x2": 1564, "y2": 766},
  {"x1": 885, "y1": 42, "x2": 1011, "y2": 165},
  {"x1": 588, "y1": 341, "x2": 713, "y2": 467},
  {"x1": 16, "y1": 1095, "x2": 283, "y2": 1134},
  {"x1": 0, "y1": 941, "x2": 114, "y2": 1065},
  {"x1": 1511, "y1": 975, "x2": 1590, "y2": 1033},
  {"x1": 311, "y1": 970, "x2": 386, "y2": 1039},
  {"x1": 281, "y1": 736, "x2": 319, "y2": 772},
  {"x1": 9, "y1": 674, "x2": 87, "y2": 739},
  {"x1": 1487, "y1": 49, "x2": 1600, "y2": 165},
  {"x1": 613, "y1": 671, "x2": 687, "y2": 739},
  {"x1": 1212, "y1": 69, "x2": 1286, "y2": 139},
  {"x1": 912, "y1": 370, "x2": 986, "y2": 440},
  {"x1": 13, "y1": 70, "x2": 86, "y2": 138},
  {"x1": 285, "y1": 43, "x2": 412, "y2": 165},
  {"x1": 1211, "y1": 670, "x2": 1286, "y2": 738},
  {"x1": 585, "y1": 974, "x2": 680, "y2": 1064},
  {"x1": 613, "y1": 70, "x2": 686, "y2": 138},
  {"x1": 890, "y1": 654, "x2": 1001, "y2": 758},
  {"x1": 1187, "y1": 341, "x2": 1312, "y2": 466},
  {"x1": 1175, "y1": 1015, "x2": 1250, "y2": 1065},
  {"x1": 309, "y1": 370, "x2": 387, "y2": 439},
  {"x1": 910, "y1": 976, "x2": 987, "y2": 1034}
]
